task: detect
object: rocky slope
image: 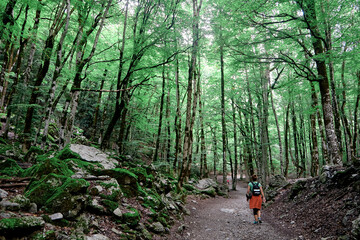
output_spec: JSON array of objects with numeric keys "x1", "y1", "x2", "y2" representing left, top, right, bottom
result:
[
  {"x1": 264, "y1": 165, "x2": 360, "y2": 240},
  {"x1": 0, "y1": 143, "x2": 227, "y2": 240}
]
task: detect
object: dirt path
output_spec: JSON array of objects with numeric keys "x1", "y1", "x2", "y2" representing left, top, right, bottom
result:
[{"x1": 157, "y1": 181, "x2": 296, "y2": 240}]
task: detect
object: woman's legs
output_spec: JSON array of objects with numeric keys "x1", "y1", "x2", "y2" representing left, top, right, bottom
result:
[{"x1": 253, "y1": 209, "x2": 259, "y2": 222}]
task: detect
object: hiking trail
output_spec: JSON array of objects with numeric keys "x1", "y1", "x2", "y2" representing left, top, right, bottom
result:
[{"x1": 155, "y1": 180, "x2": 296, "y2": 240}]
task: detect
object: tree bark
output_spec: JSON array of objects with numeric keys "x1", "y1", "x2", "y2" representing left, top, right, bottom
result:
[
  {"x1": 299, "y1": 0, "x2": 342, "y2": 165},
  {"x1": 178, "y1": 0, "x2": 202, "y2": 188},
  {"x1": 310, "y1": 82, "x2": 319, "y2": 176}
]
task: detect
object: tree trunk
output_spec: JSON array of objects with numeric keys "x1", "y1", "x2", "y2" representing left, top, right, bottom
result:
[
  {"x1": 41, "y1": 0, "x2": 71, "y2": 149},
  {"x1": 231, "y1": 98, "x2": 238, "y2": 190},
  {"x1": 178, "y1": 0, "x2": 202, "y2": 188},
  {"x1": 310, "y1": 82, "x2": 319, "y2": 176},
  {"x1": 153, "y1": 65, "x2": 166, "y2": 162},
  {"x1": 270, "y1": 88, "x2": 283, "y2": 175},
  {"x1": 300, "y1": 0, "x2": 342, "y2": 165},
  {"x1": 220, "y1": 38, "x2": 227, "y2": 184},
  {"x1": 284, "y1": 103, "x2": 290, "y2": 178}
]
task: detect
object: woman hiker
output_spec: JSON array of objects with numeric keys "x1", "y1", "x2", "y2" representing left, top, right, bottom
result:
[{"x1": 246, "y1": 174, "x2": 266, "y2": 224}]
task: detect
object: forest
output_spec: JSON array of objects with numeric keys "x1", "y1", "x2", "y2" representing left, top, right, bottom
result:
[{"x1": 0, "y1": 0, "x2": 360, "y2": 238}]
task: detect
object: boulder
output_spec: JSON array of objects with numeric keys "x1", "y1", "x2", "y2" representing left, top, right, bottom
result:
[
  {"x1": 196, "y1": 178, "x2": 217, "y2": 189},
  {"x1": 25, "y1": 173, "x2": 89, "y2": 218},
  {"x1": 70, "y1": 144, "x2": 118, "y2": 170},
  {"x1": 0, "y1": 216, "x2": 45, "y2": 236},
  {"x1": 148, "y1": 222, "x2": 165, "y2": 234}
]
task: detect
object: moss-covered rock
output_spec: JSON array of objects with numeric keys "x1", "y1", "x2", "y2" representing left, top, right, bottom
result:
[
  {"x1": 23, "y1": 146, "x2": 44, "y2": 163},
  {"x1": 0, "y1": 159, "x2": 23, "y2": 177},
  {"x1": 23, "y1": 157, "x2": 74, "y2": 178},
  {"x1": 102, "y1": 199, "x2": 118, "y2": 212},
  {"x1": 101, "y1": 168, "x2": 139, "y2": 197},
  {"x1": 25, "y1": 173, "x2": 89, "y2": 217},
  {"x1": 0, "y1": 216, "x2": 45, "y2": 236},
  {"x1": 123, "y1": 207, "x2": 141, "y2": 227},
  {"x1": 55, "y1": 145, "x2": 82, "y2": 160}
]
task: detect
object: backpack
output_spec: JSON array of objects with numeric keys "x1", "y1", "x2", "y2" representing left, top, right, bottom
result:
[{"x1": 251, "y1": 182, "x2": 261, "y2": 196}]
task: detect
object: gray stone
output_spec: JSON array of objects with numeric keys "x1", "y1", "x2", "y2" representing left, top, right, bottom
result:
[
  {"x1": 113, "y1": 208, "x2": 123, "y2": 218},
  {"x1": 85, "y1": 234, "x2": 109, "y2": 240},
  {"x1": 0, "y1": 189, "x2": 8, "y2": 199},
  {"x1": 29, "y1": 203, "x2": 38, "y2": 213},
  {"x1": 48, "y1": 213, "x2": 63, "y2": 221},
  {"x1": 11, "y1": 195, "x2": 31, "y2": 209},
  {"x1": 149, "y1": 222, "x2": 165, "y2": 233},
  {"x1": 196, "y1": 178, "x2": 217, "y2": 189},
  {"x1": 0, "y1": 200, "x2": 20, "y2": 211},
  {"x1": 70, "y1": 144, "x2": 118, "y2": 169}
]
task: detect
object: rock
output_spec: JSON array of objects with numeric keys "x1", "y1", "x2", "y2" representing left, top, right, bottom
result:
[
  {"x1": 269, "y1": 175, "x2": 288, "y2": 188},
  {"x1": 352, "y1": 216, "x2": 360, "y2": 238},
  {"x1": 0, "y1": 216, "x2": 45, "y2": 236},
  {"x1": 89, "y1": 185, "x2": 103, "y2": 195},
  {"x1": 113, "y1": 208, "x2": 123, "y2": 218},
  {"x1": 29, "y1": 203, "x2": 38, "y2": 213},
  {"x1": 200, "y1": 187, "x2": 216, "y2": 197},
  {"x1": 149, "y1": 222, "x2": 165, "y2": 233},
  {"x1": 85, "y1": 234, "x2": 109, "y2": 240},
  {"x1": 88, "y1": 198, "x2": 107, "y2": 214},
  {"x1": 11, "y1": 195, "x2": 31, "y2": 209},
  {"x1": 0, "y1": 189, "x2": 8, "y2": 200},
  {"x1": 48, "y1": 213, "x2": 63, "y2": 221},
  {"x1": 0, "y1": 200, "x2": 20, "y2": 211},
  {"x1": 25, "y1": 173, "x2": 89, "y2": 218},
  {"x1": 70, "y1": 144, "x2": 118, "y2": 170},
  {"x1": 196, "y1": 178, "x2": 217, "y2": 189}
]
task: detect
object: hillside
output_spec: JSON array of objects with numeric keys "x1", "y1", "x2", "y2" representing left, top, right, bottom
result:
[{"x1": 265, "y1": 165, "x2": 360, "y2": 240}]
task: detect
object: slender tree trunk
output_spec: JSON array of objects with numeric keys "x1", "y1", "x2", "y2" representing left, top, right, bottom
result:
[
  {"x1": 310, "y1": 82, "x2": 319, "y2": 176},
  {"x1": 153, "y1": 65, "x2": 166, "y2": 162},
  {"x1": 270, "y1": 88, "x2": 283, "y2": 175},
  {"x1": 231, "y1": 98, "x2": 238, "y2": 190},
  {"x1": 173, "y1": 47, "x2": 182, "y2": 172},
  {"x1": 91, "y1": 70, "x2": 107, "y2": 140},
  {"x1": 210, "y1": 126, "x2": 218, "y2": 180},
  {"x1": 199, "y1": 80, "x2": 207, "y2": 177},
  {"x1": 220, "y1": 37, "x2": 227, "y2": 184},
  {"x1": 284, "y1": 103, "x2": 290, "y2": 178}
]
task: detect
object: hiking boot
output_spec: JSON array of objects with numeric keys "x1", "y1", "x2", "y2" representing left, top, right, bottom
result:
[{"x1": 253, "y1": 221, "x2": 258, "y2": 224}]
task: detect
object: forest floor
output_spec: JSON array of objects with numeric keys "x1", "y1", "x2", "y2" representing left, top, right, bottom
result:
[{"x1": 155, "y1": 179, "x2": 298, "y2": 240}]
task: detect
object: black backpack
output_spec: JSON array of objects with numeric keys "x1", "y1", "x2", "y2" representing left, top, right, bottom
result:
[{"x1": 251, "y1": 182, "x2": 261, "y2": 196}]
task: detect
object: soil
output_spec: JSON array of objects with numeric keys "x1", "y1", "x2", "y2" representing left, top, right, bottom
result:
[{"x1": 155, "y1": 180, "x2": 298, "y2": 240}]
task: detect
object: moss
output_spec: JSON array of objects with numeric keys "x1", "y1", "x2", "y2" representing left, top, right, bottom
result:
[
  {"x1": 0, "y1": 158, "x2": 23, "y2": 177},
  {"x1": 25, "y1": 174, "x2": 68, "y2": 206},
  {"x1": 24, "y1": 146, "x2": 44, "y2": 161},
  {"x1": 25, "y1": 173, "x2": 89, "y2": 209},
  {"x1": 55, "y1": 145, "x2": 81, "y2": 160},
  {"x1": 0, "y1": 216, "x2": 44, "y2": 236},
  {"x1": 102, "y1": 199, "x2": 119, "y2": 212},
  {"x1": 123, "y1": 207, "x2": 141, "y2": 227},
  {"x1": 65, "y1": 158, "x2": 99, "y2": 174},
  {"x1": 23, "y1": 157, "x2": 74, "y2": 178},
  {"x1": 100, "y1": 189, "x2": 121, "y2": 202}
]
